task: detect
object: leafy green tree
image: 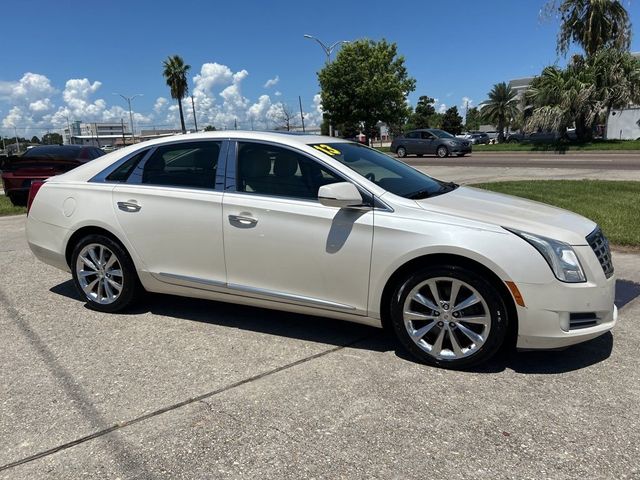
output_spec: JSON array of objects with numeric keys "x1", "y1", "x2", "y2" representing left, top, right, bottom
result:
[
  {"x1": 30, "y1": 136, "x2": 40, "y2": 144},
  {"x1": 318, "y1": 39, "x2": 415, "y2": 142},
  {"x1": 552, "y1": 0, "x2": 631, "y2": 58},
  {"x1": 42, "y1": 132, "x2": 63, "y2": 144},
  {"x1": 162, "y1": 55, "x2": 191, "y2": 134},
  {"x1": 481, "y1": 82, "x2": 519, "y2": 142},
  {"x1": 464, "y1": 107, "x2": 482, "y2": 131},
  {"x1": 410, "y1": 96, "x2": 436, "y2": 129},
  {"x1": 203, "y1": 125, "x2": 217, "y2": 131},
  {"x1": 441, "y1": 106, "x2": 463, "y2": 135}
]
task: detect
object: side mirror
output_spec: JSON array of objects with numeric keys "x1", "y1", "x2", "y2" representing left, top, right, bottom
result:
[{"x1": 318, "y1": 182, "x2": 365, "y2": 209}]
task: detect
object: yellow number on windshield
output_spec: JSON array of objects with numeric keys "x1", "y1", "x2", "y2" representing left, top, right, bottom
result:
[{"x1": 313, "y1": 144, "x2": 341, "y2": 156}]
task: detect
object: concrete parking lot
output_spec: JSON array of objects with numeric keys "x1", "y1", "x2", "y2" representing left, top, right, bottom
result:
[{"x1": 1, "y1": 210, "x2": 640, "y2": 479}]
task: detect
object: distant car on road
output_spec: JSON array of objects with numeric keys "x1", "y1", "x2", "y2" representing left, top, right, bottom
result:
[
  {"x1": 1, "y1": 145, "x2": 104, "y2": 205},
  {"x1": 391, "y1": 129, "x2": 472, "y2": 158},
  {"x1": 465, "y1": 132, "x2": 490, "y2": 145}
]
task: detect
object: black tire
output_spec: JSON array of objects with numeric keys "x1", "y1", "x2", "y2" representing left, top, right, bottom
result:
[
  {"x1": 396, "y1": 146, "x2": 407, "y2": 158},
  {"x1": 436, "y1": 145, "x2": 449, "y2": 158},
  {"x1": 70, "y1": 234, "x2": 141, "y2": 313},
  {"x1": 8, "y1": 193, "x2": 26, "y2": 206},
  {"x1": 456, "y1": 153, "x2": 466, "y2": 157},
  {"x1": 389, "y1": 265, "x2": 508, "y2": 369}
]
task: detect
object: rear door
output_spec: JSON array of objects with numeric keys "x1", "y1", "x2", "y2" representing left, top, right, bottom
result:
[
  {"x1": 421, "y1": 131, "x2": 437, "y2": 154},
  {"x1": 404, "y1": 131, "x2": 420, "y2": 154},
  {"x1": 112, "y1": 140, "x2": 227, "y2": 286}
]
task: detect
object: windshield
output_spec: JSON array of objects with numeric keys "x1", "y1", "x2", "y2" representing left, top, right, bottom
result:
[
  {"x1": 430, "y1": 129, "x2": 455, "y2": 139},
  {"x1": 309, "y1": 142, "x2": 456, "y2": 199},
  {"x1": 22, "y1": 146, "x2": 82, "y2": 159}
]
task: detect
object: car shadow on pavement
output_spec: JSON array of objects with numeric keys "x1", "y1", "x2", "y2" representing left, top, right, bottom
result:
[
  {"x1": 616, "y1": 279, "x2": 640, "y2": 308},
  {"x1": 51, "y1": 280, "x2": 616, "y2": 375}
]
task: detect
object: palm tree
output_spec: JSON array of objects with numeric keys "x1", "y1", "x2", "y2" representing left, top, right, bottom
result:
[
  {"x1": 162, "y1": 55, "x2": 191, "y2": 133},
  {"x1": 554, "y1": 0, "x2": 631, "y2": 58},
  {"x1": 590, "y1": 48, "x2": 640, "y2": 138},
  {"x1": 525, "y1": 59, "x2": 601, "y2": 141},
  {"x1": 481, "y1": 82, "x2": 519, "y2": 143}
]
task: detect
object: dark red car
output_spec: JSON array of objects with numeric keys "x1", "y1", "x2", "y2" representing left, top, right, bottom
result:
[{"x1": 1, "y1": 145, "x2": 104, "y2": 205}]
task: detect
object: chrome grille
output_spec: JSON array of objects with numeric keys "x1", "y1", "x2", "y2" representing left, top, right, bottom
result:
[{"x1": 586, "y1": 227, "x2": 614, "y2": 279}]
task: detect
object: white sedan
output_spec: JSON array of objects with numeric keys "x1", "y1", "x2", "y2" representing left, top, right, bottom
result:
[{"x1": 26, "y1": 132, "x2": 617, "y2": 368}]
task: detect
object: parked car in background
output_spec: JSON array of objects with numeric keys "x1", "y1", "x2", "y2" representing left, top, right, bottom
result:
[
  {"x1": 26, "y1": 131, "x2": 616, "y2": 369},
  {"x1": 391, "y1": 129, "x2": 472, "y2": 158},
  {"x1": 505, "y1": 130, "x2": 578, "y2": 143},
  {"x1": 465, "y1": 132, "x2": 490, "y2": 145},
  {"x1": 1, "y1": 145, "x2": 104, "y2": 205}
]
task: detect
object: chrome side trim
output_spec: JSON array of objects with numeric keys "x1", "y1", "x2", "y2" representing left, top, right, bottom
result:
[
  {"x1": 156, "y1": 271, "x2": 356, "y2": 312},
  {"x1": 227, "y1": 283, "x2": 356, "y2": 311},
  {"x1": 158, "y1": 272, "x2": 226, "y2": 288}
]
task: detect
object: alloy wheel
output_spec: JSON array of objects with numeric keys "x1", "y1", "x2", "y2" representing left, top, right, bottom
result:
[
  {"x1": 402, "y1": 277, "x2": 491, "y2": 360},
  {"x1": 75, "y1": 243, "x2": 124, "y2": 305}
]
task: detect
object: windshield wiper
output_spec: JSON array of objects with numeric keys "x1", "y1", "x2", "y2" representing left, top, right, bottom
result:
[
  {"x1": 406, "y1": 188, "x2": 433, "y2": 199},
  {"x1": 439, "y1": 181, "x2": 459, "y2": 192}
]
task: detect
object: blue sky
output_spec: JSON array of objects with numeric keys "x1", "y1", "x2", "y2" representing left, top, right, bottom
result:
[{"x1": 2, "y1": 0, "x2": 640, "y2": 136}]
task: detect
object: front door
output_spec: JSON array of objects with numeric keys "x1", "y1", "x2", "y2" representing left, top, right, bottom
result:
[
  {"x1": 222, "y1": 141, "x2": 374, "y2": 314},
  {"x1": 112, "y1": 140, "x2": 226, "y2": 286}
]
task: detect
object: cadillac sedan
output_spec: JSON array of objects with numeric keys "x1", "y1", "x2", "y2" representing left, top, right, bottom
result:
[{"x1": 26, "y1": 132, "x2": 616, "y2": 368}]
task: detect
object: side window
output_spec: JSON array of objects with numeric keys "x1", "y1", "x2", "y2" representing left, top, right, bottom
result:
[
  {"x1": 406, "y1": 132, "x2": 419, "y2": 139},
  {"x1": 421, "y1": 132, "x2": 434, "y2": 140},
  {"x1": 236, "y1": 142, "x2": 342, "y2": 199},
  {"x1": 140, "y1": 141, "x2": 221, "y2": 189},
  {"x1": 106, "y1": 149, "x2": 149, "y2": 182}
]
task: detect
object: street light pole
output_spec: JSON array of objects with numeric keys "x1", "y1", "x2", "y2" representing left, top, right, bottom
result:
[
  {"x1": 114, "y1": 93, "x2": 143, "y2": 144},
  {"x1": 303, "y1": 34, "x2": 350, "y2": 137}
]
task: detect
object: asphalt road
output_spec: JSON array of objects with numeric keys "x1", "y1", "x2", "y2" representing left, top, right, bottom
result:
[
  {"x1": 403, "y1": 151, "x2": 640, "y2": 170},
  {"x1": 1, "y1": 214, "x2": 640, "y2": 479}
]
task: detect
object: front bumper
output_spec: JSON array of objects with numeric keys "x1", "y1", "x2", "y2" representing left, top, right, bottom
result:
[
  {"x1": 450, "y1": 144, "x2": 472, "y2": 154},
  {"x1": 515, "y1": 270, "x2": 617, "y2": 350}
]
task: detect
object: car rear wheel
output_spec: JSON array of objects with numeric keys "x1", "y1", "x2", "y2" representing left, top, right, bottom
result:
[
  {"x1": 389, "y1": 266, "x2": 508, "y2": 369},
  {"x1": 71, "y1": 234, "x2": 140, "y2": 312},
  {"x1": 396, "y1": 146, "x2": 407, "y2": 158},
  {"x1": 436, "y1": 146, "x2": 449, "y2": 158}
]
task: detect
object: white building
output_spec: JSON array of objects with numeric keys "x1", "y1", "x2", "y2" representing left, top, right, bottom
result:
[
  {"x1": 64, "y1": 121, "x2": 133, "y2": 147},
  {"x1": 607, "y1": 107, "x2": 640, "y2": 140}
]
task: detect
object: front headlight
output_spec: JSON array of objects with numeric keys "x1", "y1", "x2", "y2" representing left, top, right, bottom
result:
[{"x1": 506, "y1": 228, "x2": 586, "y2": 283}]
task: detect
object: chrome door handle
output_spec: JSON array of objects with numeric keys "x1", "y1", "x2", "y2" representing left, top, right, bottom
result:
[
  {"x1": 228, "y1": 214, "x2": 258, "y2": 228},
  {"x1": 117, "y1": 201, "x2": 141, "y2": 213}
]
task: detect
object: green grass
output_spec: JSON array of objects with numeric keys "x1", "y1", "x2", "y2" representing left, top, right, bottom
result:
[
  {"x1": 475, "y1": 180, "x2": 640, "y2": 247},
  {"x1": 0, "y1": 195, "x2": 26, "y2": 216},
  {"x1": 473, "y1": 139, "x2": 640, "y2": 152}
]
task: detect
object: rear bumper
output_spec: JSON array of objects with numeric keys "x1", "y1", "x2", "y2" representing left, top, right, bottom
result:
[
  {"x1": 1, "y1": 172, "x2": 49, "y2": 195},
  {"x1": 515, "y1": 274, "x2": 617, "y2": 350}
]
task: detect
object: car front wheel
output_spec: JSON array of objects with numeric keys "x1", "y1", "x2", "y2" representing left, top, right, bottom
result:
[
  {"x1": 396, "y1": 146, "x2": 407, "y2": 158},
  {"x1": 389, "y1": 266, "x2": 508, "y2": 369},
  {"x1": 71, "y1": 234, "x2": 140, "y2": 312},
  {"x1": 436, "y1": 146, "x2": 449, "y2": 158}
]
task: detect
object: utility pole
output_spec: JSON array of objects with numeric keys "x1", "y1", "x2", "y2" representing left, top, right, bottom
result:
[
  {"x1": 234, "y1": 118, "x2": 238, "y2": 130},
  {"x1": 114, "y1": 93, "x2": 143, "y2": 144},
  {"x1": 94, "y1": 123, "x2": 101, "y2": 148},
  {"x1": 190, "y1": 95, "x2": 198, "y2": 132},
  {"x1": 65, "y1": 115, "x2": 72, "y2": 145},
  {"x1": 464, "y1": 99, "x2": 469, "y2": 129},
  {"x1": 298, "y1": 96, "x2": 306, "y2": 133},
  {"x1": 13, "y1": 127, "x2": 19, "y2": 154},
  {"x1": 121, "y1": 118, "x2": 126, "y2": 146}
]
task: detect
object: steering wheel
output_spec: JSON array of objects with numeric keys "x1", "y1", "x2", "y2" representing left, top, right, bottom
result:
[{"x1": 365, "y1": 172, "x2": 376, "y2": 182}]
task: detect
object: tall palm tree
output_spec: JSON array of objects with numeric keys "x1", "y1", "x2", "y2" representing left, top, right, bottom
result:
[
  {"x1": 554, "y1": 0, "x2": 631, "y2": 57},
  {"x1": 481, "y1": 82, "x2": 519, "y2": 143},
  {"x1": 162, "y1": 55, "x2": 191, "y2": 133}
]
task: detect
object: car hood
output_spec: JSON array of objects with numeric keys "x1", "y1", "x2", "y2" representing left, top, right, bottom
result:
[{"x1": 416, "y1": 186, "x2": 596, "y2": 245}]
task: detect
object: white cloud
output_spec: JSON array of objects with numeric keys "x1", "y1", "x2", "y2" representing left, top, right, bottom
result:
[
  {"x1": 154, "y1": 97, "x2": 168, "y2": 113},
  {"x1": 460, "y1": 96, "x2": 473, "y2": 110},
  {"x1": 274, "y1": 90, "x2": 282, "y2": 97},
  {"x1": 264, "y1": 75, "x2": 279, "y2": 88},
  {"x1": 438, "y1": 103, "x2": 447, "y2": 114}
]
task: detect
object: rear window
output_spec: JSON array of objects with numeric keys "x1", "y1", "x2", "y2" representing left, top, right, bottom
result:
[{"x1": 22, "y1": 146, "x2": 84, "y2": 160}]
